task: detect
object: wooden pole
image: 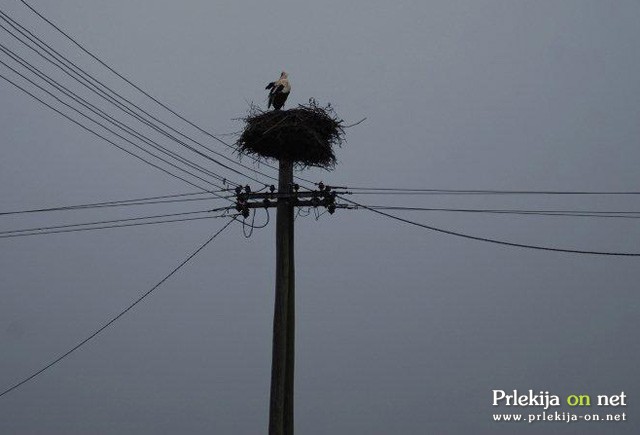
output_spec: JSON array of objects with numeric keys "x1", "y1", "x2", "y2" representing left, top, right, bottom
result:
[
  {"x1": 269, "y1": 159, "x2": 295, "y2": 435},
  {"x1": 284, "y1": 170, "x2": 295, "y2": 435}
]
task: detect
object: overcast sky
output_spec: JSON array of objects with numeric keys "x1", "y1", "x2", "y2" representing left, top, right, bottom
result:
[{"x1": 1, "y1": 1, "x2": 639, "y2": 433}]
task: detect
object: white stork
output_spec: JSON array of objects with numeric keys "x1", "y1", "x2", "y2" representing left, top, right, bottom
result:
[{"x1": 265, "y1": 71, "x2": 291, "y2": 110}]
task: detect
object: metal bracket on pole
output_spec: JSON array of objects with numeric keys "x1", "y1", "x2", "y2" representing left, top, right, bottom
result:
[{"x1": 234, "y1": 185, "x2": 341, "y2": 218}]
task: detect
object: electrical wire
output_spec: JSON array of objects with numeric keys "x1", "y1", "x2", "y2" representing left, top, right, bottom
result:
[
  {"x1": 0, "y1": 217, "x2": 236, "y2": 398},
  {"x1": 339, "y1": 186, "x2": 640, "y2": 195},
  {"x1": 0, "y1": 42, "x2": 240, "y2": 189},
  {"x1": 314, "y1": 208, "x2": 327, "y2": 221},
  {"x1": 0, "y1": 207, "x2": 233, "y2": 238},
  {"x1": 356, "y1": 205, "x2": 640, "y2": 219},
  {"x1": 0, "y1": 57, "x2": 235, "y2": 193},
  {"x1": 0, "y1": 69, "x2": 233, "y2": 199},
  {"x1": 13, "y1": 2, "x2": 320, "y2": 187},
  {"x1": 0, "y1": 191, "x2": 232, "y2": 216},
  {"x1": 243, "y1": 208, "x2": 270, "y2": 232},
  {"x1": 295, "y1": 207, "x2": 311, "y2": 219},
  {"x1": 0, "y1": 10, "x2": 252, "y2": 184},
  {"x1": 0, "y1": 213, "x2": 235, "y2": 239},
  {"x1": 1, "y1": 8, "x2": 275, "y2": 186},
  {"x1": 339, "y1": 197, "x2": 640, "y2": 256},
  {"x1": 242, "y1": 208, "x2": 257, "y2": 238}
]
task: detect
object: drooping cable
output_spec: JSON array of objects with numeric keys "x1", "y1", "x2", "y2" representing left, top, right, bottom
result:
[
  {"x1": 0, "y1": 217, "x2": 236, "y2": 398},
  {"x1": 340, "y1": 197, "x2": 640, "y2": 256},
  {"x1": 356, "y1": 205, "x2": 640, "y2": 219}
]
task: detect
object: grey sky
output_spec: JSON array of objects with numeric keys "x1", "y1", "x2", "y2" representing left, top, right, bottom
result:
[{"x1": 1, "y1": 1, "x2": 639, "y2": 433}]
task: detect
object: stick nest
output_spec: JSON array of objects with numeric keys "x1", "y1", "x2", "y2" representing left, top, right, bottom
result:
[{"x1": 236, "y1": 99, "x2": 345, "y2": 170}]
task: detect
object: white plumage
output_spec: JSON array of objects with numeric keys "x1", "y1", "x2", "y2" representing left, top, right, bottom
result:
[{"x1": 265, "y1": 71, "x2": 291, "y2": 110}]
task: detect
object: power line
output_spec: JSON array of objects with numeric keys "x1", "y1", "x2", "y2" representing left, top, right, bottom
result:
[
  {"x1": 14, "y1": 1, "x2": 320, "y2": 187},
  {"x1": 0, "y1": 10, "x2": 252, "y2": 184},
  {"x1": 340, "y1": 197, "x2": 640, "y2": 256},
  {"x1": 356, "y1": 205, "x2": 640, "y2": 219},
  {"x1": 0, "y1": 191, "x2": 231, "y2": 216},
  {"x1": 0, "y1": 217, "x2": 235, "y2": 398},
  {"x1": 0, "y1": 69, "x2": 231, "y2": 197},
  {"x1": 0, "y1": 41, "x2": 239, "y2": 188},
  {"x1": 0, "y1": 214, "x2": 235, "y2": 239},
  {"x1": 242, "y1": 208, "x2": 271, "y2": 238},
  {"x1": 0, "y1": 57, "x2": 235, "y2": 194},
  {"x1": 0, "y1": 207, "x2": 232, "y2": 238},
  {"x1": 339, "y1": 186, "x2": 640, "y2": 195},
  {"x1": 2, "y1": 7, "x2": 275, "y2": 186}
]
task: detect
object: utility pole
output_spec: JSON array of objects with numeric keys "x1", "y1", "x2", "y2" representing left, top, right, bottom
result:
[
  {"x1": 270, "y1": 159, "x2": 294, "y2": 435},
  {"x1": 235, "y1": 99, "x2": 347, "y2": 433},
  {"x1": 235, "y1": 175, "x2": 341, "y2": 435}
]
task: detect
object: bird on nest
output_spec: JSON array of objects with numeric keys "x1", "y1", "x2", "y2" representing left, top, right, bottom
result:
[{"x1": 265, "y1": 71, "x2": 291, "y2": 110}]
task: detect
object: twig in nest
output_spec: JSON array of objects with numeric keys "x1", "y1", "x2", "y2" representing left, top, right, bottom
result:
[{"x1": 343, "y1": 117, "x2": 367, "y2": 128}]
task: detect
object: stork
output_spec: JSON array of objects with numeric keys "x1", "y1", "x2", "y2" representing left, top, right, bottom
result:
[{"x1": 265, "y1": 71, "x2": 291, "y2": 110}]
